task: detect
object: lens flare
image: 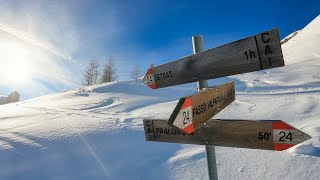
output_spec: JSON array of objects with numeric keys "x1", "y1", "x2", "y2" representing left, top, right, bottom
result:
[{"x1": 0, "y1": 42, "x2": 33, "y2": 84}]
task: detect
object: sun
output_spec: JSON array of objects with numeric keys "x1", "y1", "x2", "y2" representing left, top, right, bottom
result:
[{"x1": 0, "y1": 42, "x2": 34, "y2": 84}]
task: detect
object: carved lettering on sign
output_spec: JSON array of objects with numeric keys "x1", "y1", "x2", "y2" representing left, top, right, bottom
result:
[
  {"x1": 262, "y1": 32, "x2": 270, "y2": 43},
  {"x1": 207, "y1": 95, "x2": 223, "y2": 109},
  {"x1": 227, "y1": 87, "x2": 235, "y2": 97},
  {"x1": 143, "y1": 29, "x2": 284, "y2": 89},
  {"x1": 155, "y1": 127, "x2": 194, "y2": 136},
  {"x1": 144, "y1": 119, "x2": 311, "y2": 151},
  {"x1": 260, "y1": 31, "x2": 273, "y2": 66},
  {"x1": 265, "y1": 45, "x2": 273, "y2": 56},
  {"x1": 193, "y1": 103, "x2": 207, "y2": 117},
  {"x1": 244, "y1": 50, "x2": 256, "y2": 60},
  {"x1": 154, "y1": 71, "x2": 173, "y2": 81}
]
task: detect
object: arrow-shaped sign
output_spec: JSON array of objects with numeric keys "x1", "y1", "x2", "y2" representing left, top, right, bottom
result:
[
  {"x1": 167, "y1": 82, "x2": 235, "y2": 134},
  {"x1": 144, "y1": 119, "x2": 311, "y2": 151},
  {"x1": 143, "y1": 28, "x2": 284, "y2": 89}
]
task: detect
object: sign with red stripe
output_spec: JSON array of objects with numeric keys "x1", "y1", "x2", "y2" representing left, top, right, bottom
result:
[
  {"x1": 143, "y1": 28, "x2": 284, "y2": 89},
  {"x1": 144, "y1": 119, "x2": 312, "y2": 151},
  {"x1": 143, "y1": 68, "x2": 157, "y2": 89},
  {"x1": 272, "y1": 122, "x2": 303, "y2": 151},
  {"x1": 167, "y1": 82, "x2": 235, "y2": 134}
]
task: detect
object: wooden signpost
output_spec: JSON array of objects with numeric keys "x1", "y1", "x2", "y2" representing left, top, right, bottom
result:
[
  {"x1": 143, "y1": 28, "x2": 284, "y2": 89},
  {"x1": 144, "y1": 119, "x2": 312, "y2": 151},
  {"x1": 142, "y1": 28, "x2": 311, "y2": 180},
  {"x1": 167, "y1": 82, "x2": 235, "y2": 134}
]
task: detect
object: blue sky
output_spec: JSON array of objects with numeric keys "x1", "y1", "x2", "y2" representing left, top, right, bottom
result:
[{"x1": 0, "y1": 0, "x2": 319, "y2": 99}]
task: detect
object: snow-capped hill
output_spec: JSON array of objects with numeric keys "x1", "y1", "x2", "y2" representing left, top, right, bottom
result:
[{"x1": 282, "y1": 15, "x2": 320, "y2": 65}]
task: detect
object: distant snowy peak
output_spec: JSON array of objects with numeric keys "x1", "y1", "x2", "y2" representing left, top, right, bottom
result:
[{"x1": 282, "y1": 15, "x2": 320, "y2": 65}]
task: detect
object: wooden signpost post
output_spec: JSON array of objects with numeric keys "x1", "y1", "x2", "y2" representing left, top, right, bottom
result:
[
  {"x1": 142, "y1": 28, "x2": 311, "y2": 180},
  {"x1": 144, "y1": 119, "x2": 312, "y2": 151},
  {"x1": 167, "y1": 81, "x2": 235, "y2": 134},
  {"x1": 143, "y1": 28, "x2": 284, "y2": 89}
]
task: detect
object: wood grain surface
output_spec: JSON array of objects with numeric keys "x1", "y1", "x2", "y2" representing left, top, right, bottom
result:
[{"x1": 143, "y1": 28, "x2": 284, "y2": 89}]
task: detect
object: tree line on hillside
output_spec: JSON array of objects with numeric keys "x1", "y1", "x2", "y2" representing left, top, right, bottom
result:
[
  {"x1": 0, "y1": 91, "x2": 20, "y2": 105},
  {"x1": 82, "y1": 57, "x2": 142, "y2": 86}
]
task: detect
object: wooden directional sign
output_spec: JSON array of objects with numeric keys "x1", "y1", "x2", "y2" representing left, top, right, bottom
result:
[
  {"x1": 144, "y1": 119, "x2": 311, "y2": 151},
  {"x1": 167, "y1": 82, "x2": 235, "y2": 134},
  {"x1": 143, "y1": 28, "x2": 284, "y2": 89}
]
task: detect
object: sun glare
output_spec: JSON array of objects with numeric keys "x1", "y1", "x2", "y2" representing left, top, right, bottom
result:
[{"x1": 0, "y1": 42, "x2": 33, "y2": 84}]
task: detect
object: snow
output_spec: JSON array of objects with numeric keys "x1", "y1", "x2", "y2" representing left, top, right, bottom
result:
[
  {"x1": 0, "y1": 15, "x2": 320, "y2": 179},
  {"x1": 280, "y1": 30, "x2": 300, "y2": 45},
  {"x1": 281, "y1": 15, "x2": 320, "y2": 65}
]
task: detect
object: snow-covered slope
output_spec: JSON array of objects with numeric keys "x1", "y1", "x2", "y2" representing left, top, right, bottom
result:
[
  {"x1": 280, "y1": 30, "x2": 299, "y2": 45},
  {"x1": 282, "y1": 15, "x2": 320, "y2": 65},
  {"x1": 0, "y1": 16, "x2": 320, "y2": 179}
]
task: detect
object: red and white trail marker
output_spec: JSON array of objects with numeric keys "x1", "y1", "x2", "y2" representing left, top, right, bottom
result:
[
  {"x1": 272, "y1": 121, "x2": 308, "y2": 151},
  {"x1": 143, "y1": 68, "x2": 157, "y2": 89},
  {"x1": 167, "y1": 82, "x2": 235, "y2": 134},
  {"x1": 144, "y1": 119, "x2": 312, "y2": 151},
  {"x1": 143, "y1": 28, "x2": 284, "y2": 89}
]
